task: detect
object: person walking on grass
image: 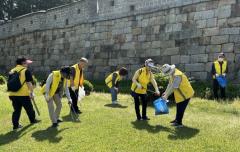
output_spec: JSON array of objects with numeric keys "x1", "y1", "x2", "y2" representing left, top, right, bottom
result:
[
  {"x1": 69, "y1": 57, "x2": 88, "y2": 114},
  {"x1": 131, "y1": 59, "x2": 160, "y2": 121},
  {"x1": 105, "y1": 67, "x2": 128, "y2": 104},
  {"x1": 8, "y1": 56, "x2": 40, "y2": 130},
  {"x1": 211, "y1": 52, "x2": 228, "y2": 100},
  {"x1": 41, "y1": 66, "x2": 72, "y2": 128},
  {"x1": 161, "y1": 64, "x2": 194, "y2": 127}
]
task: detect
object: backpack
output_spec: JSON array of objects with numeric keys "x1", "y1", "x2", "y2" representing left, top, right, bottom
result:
[{"x1": 7, "y1": 68, "x2": 26, "y2": 92}]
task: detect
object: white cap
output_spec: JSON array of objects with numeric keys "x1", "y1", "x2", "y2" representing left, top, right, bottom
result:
[{"x1": 161, "y1": 64, "x2": 175, "y2": 75}]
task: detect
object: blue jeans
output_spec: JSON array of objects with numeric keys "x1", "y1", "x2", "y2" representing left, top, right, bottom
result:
[{"x1": 110, "y1": 88, "x2": 117, "y2": 102}]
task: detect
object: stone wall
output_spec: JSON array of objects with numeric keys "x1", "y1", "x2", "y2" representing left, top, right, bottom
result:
[{"x1": 0, "y1": 0, "x2": 240, "y2": 82}]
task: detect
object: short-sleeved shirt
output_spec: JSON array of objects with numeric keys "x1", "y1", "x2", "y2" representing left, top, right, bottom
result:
[{"x1": 25, "y1": 69, "x2": 33, "y2": 82}]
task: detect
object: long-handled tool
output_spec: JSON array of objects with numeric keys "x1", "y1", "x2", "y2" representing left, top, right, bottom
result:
[
  {"x1": 68, "y1": 102, "x2": 80, "y2": 122},
  {"x1": 32, "y1": 98, "x2": 40, "y2": 116}
]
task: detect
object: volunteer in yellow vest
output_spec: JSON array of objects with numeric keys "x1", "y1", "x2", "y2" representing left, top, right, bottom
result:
[
  {"x1": 131, "y1": 59, "x2": 160, "y2": 121},
  {"x1": 8, "y1": 56, "x2": 40, "y2": 130},
  {"x1": 105, "y1": 67, "x2": 128, "y2": 104},
  {"x1": 162, "y1": 64, "x2": 194, "y2": 127},
  {"x1": 42, "y1": 66, "x2": 72, "y2": 128},
  {"x1": 211, "y1": 52, "x2": 228, "y2": 99},
  {"x1": 69, "y1": 57, "x2": 88, "y2": 114}
]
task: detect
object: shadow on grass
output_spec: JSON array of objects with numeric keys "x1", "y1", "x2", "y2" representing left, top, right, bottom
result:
[
  {"x1": 0, "y1": 124, "x2": 33, "y2": 146},
  {"x1": 168, "y1": 126, "x2": 200, "y2": 140},
  {"x1": 104, "y1": 104, "x2": 128, "y2": 109},
  {"x1": 62, "y1": 114, "x2": 81, "y2": 123},
  {"x1": 131, "y1": 120, "x2": 172, "y2": 134},
  {"x1": 131, "y1": 121, "x2": 200, "y2": 139},
  {"x1": 31, "y1": 127, "x2": 68, "y2": 143}
]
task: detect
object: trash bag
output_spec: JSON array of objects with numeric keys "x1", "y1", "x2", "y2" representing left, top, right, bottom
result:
[
  {"x1": 78, "y1": 86, "x2": 85, "y2": 101},
  {"x1": 216, "y1": 76, "x2": 227, "y2": 88},
  {"x1": 153, "y1": 98, "x2": 169, "y2": 115}
]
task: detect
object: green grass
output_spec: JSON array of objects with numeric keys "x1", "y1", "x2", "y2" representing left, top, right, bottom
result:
[{"x1": 0, "y1": 85, "x2": 240, "y2": 152}]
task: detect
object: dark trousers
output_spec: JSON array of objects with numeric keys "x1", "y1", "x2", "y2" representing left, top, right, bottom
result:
[
  {"x1": 131, "y1": 92, "x2": 148, "y2": 119},
  {"x1": 175, "y1": 99, "x2": 190, "y2": 125},
  {"x1": 213, "y1": 79, "x2": 226, "y2": 99},
  {"x1": 69, "y1": 88, "x2": 79, "y2": 112},
  {"x1": 9, "y1": 96, "x2": 36, "y2": 128}
]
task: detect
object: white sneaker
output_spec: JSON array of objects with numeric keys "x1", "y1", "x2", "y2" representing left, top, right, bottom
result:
[{"x1": 112, "y1": 101, "x2": 118, "y2": 105}]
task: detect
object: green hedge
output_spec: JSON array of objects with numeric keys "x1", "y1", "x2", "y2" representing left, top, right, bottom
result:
[
  {"x1": 92, "y1": 80, "x2": 131, "y2": 94},
  {"x1": 0, "y1": 75, "x2": 6, "y2": 85}
]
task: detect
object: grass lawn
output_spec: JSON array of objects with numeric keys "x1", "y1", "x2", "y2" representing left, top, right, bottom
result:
[{"x1": 0, "y1": 85, "x2": 240, "y2": 152}]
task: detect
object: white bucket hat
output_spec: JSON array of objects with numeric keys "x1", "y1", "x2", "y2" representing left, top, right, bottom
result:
[
  {"x1": 145, "y1": 58, "x2": 154, "y2": 68},
  {"x1": 80, "y1": 57, "x2": 88, "y2": 63},
  {"x1": 161, "y1": 64, "x2": 176, "y2": 75}
]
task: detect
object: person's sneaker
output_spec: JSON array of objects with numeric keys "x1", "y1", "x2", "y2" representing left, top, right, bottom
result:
[
  {"x1": 112, "y1": 101, "x2": 118, "y2": 105},
  {"x1": 57, "y1": 119, "x2": 63, "y2": 123},
  {"x1": 51, "y1": 123, "x2": 58, "y2": 128},
  {"x1": 76, "y1": 110, "x2": 82, "y2": 114},
  {"x1": 136, "y1": 117, "x2": 142, "y2": 121},
  {"x1": 171, "y1": 122, "x2": 183, "y2": 128},
  {"x1": 170, "y1": 120, "x2": 176, "y2": 124},
  {"x1": 13, "y1": 124, "x2": 23, "y2": 130},
  {"x1": 31, "y1": 119, "x2": 41, "y2": 124},
  {"x1": 142, "y1": 117, "x2": 150, "y2": 121}
]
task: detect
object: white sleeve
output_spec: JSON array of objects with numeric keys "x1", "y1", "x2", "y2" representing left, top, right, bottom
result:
[
  {"x1": 172, "y1": 76, "x2": 182, "y2": 89},
  {"x1": 65, "y1": 80, "x2": 72, "y2": 101},
  {"x1": 45, "y1": 74, "x2": 53, "y2": 95},
  {"x1": 165, "y1": 82, "x2": 174, "y2": 98}
]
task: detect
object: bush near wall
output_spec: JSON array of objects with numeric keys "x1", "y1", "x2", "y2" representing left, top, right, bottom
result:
[
  {"x1": 92, "y1": 76, "x2": 240, "y2": 101},
  {"x1": 0, "y1": 75, "x2": 6, "y2": 85}
]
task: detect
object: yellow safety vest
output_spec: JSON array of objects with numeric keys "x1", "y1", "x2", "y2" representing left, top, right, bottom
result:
[
  {"x1": 68, "y1": 64, "x2": 84, "y2": 87},
  {"x1": 105, "y1": 71, "x2": 121, "y2": 88},
  {"x1": 41, "y1": 71, "x2": 66, "y2": 97},
  {"x1": 131, "y1": 67, "x2": 151, "y2": 94},
  {"x1": 170, "y1": 69, "x2": 194, "y2": 103},
  {"x1": 9, "y1": 65, "x2": 29, "y2": 96},
  {"x1": 213, "y1": 60, "x2": 227, "y2": 78}
]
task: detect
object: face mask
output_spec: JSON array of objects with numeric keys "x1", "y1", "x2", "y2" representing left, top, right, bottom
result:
[{"x1": 218, "y1": 58, "x2": 224, "y2": 62}]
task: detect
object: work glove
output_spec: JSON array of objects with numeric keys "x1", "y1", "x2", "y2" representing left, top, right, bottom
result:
[
  {"x1": 162, "y1": 92, "x2": 167, "y2": 100},
  {"x1": 136, "y1": 83, "x2": 142, "y2": 89},
  {"x1": 68, "y1": 99, "x2": 72, "y2": 104},
  {"x1": 114, "y1": 87, "x2": 119, "y2": 93},
  {"x1": 222, "y1": 73, "x2": 226, "y2": 77},
  {"x1": 71, "y1": 86, "x2": 76, "y2": 91},
  {"x1": 30, "y1": 92, "x2": 35, "y2": 100},
  {"x1": 162, "y1": 95, "x2": 167, "y2": 100},
  {"x1": 155, "y1": 90, "x2": 160, "y2": 96},
  {"x1": 215, "y1": 74, "x2": 219, "y2": 77},
  {"x1": 45, "y1": 94, "x2": 50, "y2": 101}
]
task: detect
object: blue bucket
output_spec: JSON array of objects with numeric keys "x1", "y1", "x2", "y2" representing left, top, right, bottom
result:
[
  {"x1": 153, "y1": 98, "x2": 169, "y2": 115},
  {"x1": 216, "y1": 76, "x2": 227, "y2": 88}
]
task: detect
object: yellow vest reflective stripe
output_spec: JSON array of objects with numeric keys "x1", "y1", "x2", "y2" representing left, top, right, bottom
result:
[
  {"x1": 41, "y1": 71, "x2": 66, "y2": 97},
  {"x1": 170, "y1": 69, "x2": 194, "y2": 103},
  {"x1": 105, "y1": 71, "x2": 121, "y2": 88},
  {"x1": 214, "y1": 60, "x2": 227, "y2": 76},
  {"x1": 9, "y1": 65, "x2": 29, "y2": 96},
  {"x1": 68, "y1": 64, "x2": 84, "y2": 88},
  {"x1": 131, "y1": 67, "x2": 151, "y2": 94}
]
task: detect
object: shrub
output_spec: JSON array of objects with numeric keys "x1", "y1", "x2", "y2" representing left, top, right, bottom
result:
[
  {"x1": 83, "y1": 80, "x2": 94, "y2": 95},
  {"x1": 147, "y1": 73, "x2": 170, "y2": 103},
  {"x1": 192, "y1": 80, "x2": 240, "y2": 100},
  {"x1": 0, "y1": 75, "x2": 6, "y2": 85},
  {"x1": 226, "y1": 84, "x2": 240, "y2": 99},
  {"x1": 32, "y1": 75, "x2": 38, "y2": 87},
  {"x1": 92, "y1": 80, "x2": 131, "y2": 94}
]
